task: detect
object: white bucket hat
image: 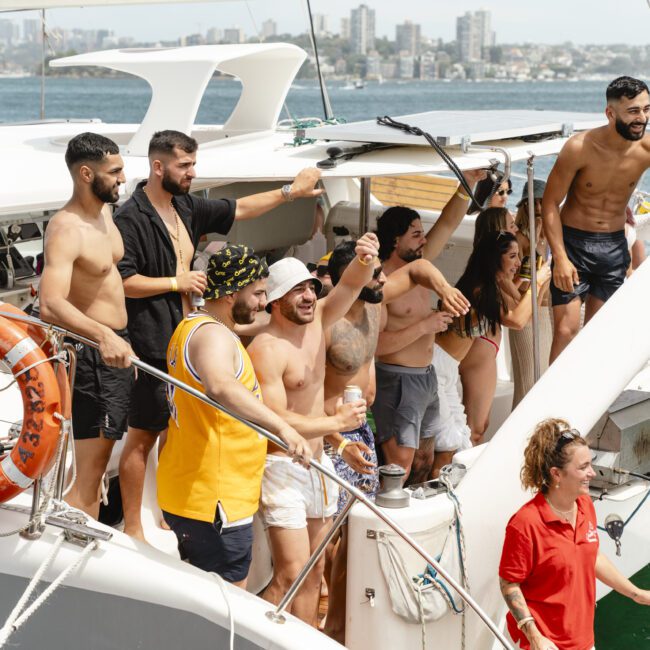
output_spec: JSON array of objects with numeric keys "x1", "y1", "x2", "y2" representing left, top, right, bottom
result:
[{"x1": 265, "y1": 257, "x2": 322, "y2": 312}]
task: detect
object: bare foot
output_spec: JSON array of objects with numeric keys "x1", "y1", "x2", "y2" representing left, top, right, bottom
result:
[{"x1": 123, "y1": 526, "x2": 148, "y2": 543}]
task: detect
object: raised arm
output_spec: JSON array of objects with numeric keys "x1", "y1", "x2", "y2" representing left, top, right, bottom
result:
[
  {"x1": 376, "y1": 304, "x2": 452, "y2": 357},
  {"x1": 500, "y1": 264, "x2": 551, "y2": 330},
  {"x1": 382, "y1": 258, "x2": 470, "y2": 316},
  {"x1": 319, "y1": 232, "x2": 379, "y2": 329},
  {"x1": 234, "y1": 167, "x2": 324, "y2": 220},
  {"x1": 39, "y1": 222, "x2": 132, "y2": 368},
  {"x1": 248, "y1": 338, "x2": 366, "y2": 438},
  {"x1": 542, "y1": 137, "x2": 584, "y2": 292},
  {"x1": 190, "y1": 324, "x2": 311, "y2": 463},
  {"x1": 422, "y1": 169, "x2": 486, "y2": 261}
]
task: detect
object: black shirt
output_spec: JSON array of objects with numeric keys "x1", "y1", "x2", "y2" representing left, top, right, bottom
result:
[{"x1": 114, "y1": 181, "x2": 235, "y2": 360}]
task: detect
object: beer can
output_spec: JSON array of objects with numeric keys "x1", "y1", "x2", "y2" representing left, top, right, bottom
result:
[{"x1": 343, "y1": 385, "x2": 363, "y2": 404}]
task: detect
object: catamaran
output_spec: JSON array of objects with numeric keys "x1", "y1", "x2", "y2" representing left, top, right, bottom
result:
[{"x1": 0, "y1": 16, "x2": 649, "y2": 650}]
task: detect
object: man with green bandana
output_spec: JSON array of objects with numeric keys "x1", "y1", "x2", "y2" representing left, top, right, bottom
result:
[{"x1": 158, "y1": 243, "x2": 312, "y2": 586}]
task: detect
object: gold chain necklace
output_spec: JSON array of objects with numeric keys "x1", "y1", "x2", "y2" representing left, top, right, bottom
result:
[
  {"x1": 544, "y1": 495, "x2": 576, "y2": 520},
  {"x1": 169, "y1": 203, "x2": 185, "y2": 273}
]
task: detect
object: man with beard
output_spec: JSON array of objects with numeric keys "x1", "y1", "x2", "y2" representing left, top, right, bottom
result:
[
  {"x1": 114, "y1": 130, "x2": 323, "y2": 540},
  {"x1": 159, "y1": 244, "x2": 312, "y2": 586},
  {"x1": 247, "y1": 233, "x2": 378, "y2": 626},
  {"x1": 39, "y1": 132, "x2": 134, "y2": 518},
  {"x1": 545, "y1": 76, "x2": 650, "y2": 362},
  {"x1": 321, "y1": 241, "x2": 468, "y2": 642},
  {"x1": 373, "y1": 169, "x2": 483, "y2": 483}
]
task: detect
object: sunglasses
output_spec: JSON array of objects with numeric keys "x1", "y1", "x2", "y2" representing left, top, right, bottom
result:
[
  {"x1": 372, "y1": 265, "x2": 384, "y2": 280},
  {"x1": 316, "y1": 266, "x2": 330, "y2": 278},
  {"x1": 555, "y1": 429, "x2": 581, "y2": 453},
  {"x1": 496, "y1": 189, "x2": 513, "y2": 197}
]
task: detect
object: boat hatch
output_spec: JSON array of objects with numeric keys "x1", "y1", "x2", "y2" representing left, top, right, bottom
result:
[{"x1": 304, "y1": 110, "x2": 605, "y2": 146}]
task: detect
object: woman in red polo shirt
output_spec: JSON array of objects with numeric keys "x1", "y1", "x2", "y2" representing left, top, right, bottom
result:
[{"x1": 499, "y1": 418, "x2": 650, "y2": 650}]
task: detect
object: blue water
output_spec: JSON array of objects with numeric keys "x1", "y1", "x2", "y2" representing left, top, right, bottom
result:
[
  {"x1": 3, "y1": 76, "x2": 649, "y2": 197},
  {"x1": 2, "y1": 75, "x2": 649, "y2": 647}
]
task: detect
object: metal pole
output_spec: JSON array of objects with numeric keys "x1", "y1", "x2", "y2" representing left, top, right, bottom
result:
[
  {"x1": 0, "y1": 310, "x2": 513, "y2": 650},
  {"x1": 40, "y1": 9, "x2": 46, "y2": 120},
  {"x1": 267, "y1": 495, "x2": 357, "y2": 623},
  {"x1": 20, "y1": 478, "x2": 43, "y2": 539},
  {"x1": 526, "y1": 154, "x2": 541, "y2": 382},
  {"x1": 359, "y1": 177, "x2": 371, "y2": 236},
  {"x1": 54, "y1": 343, "x2": 77, "y2": 502}
]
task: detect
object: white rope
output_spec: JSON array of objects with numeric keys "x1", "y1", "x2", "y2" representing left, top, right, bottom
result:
[
  {"x1": 210, "y1": 572, "x2": 234, "y2": 650},
  {"x1": 12, "y1": 352, "x2": 67, "y2": 380},
  {"x1": 0, "y1": 533, "x2": 98, "y2": 647}
]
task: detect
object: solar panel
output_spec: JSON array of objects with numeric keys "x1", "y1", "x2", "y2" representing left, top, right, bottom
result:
[{"x1": 303, "y1": 110, "x2": 605, "y2": 147}]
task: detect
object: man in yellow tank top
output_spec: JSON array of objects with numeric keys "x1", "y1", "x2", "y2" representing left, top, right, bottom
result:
[{"x1": 158, "y1": 243, "x2": 311, "y2": 587}]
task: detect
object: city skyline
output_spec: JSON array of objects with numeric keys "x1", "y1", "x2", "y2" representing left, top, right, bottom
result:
[{"x1": 1, "y1": 0, "x2": 649, "y2": 45}]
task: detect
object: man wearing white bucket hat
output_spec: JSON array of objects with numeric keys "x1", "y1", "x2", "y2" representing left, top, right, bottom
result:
[{"x1": 248, "y1": 232, "x2": 379, "y2": 625}]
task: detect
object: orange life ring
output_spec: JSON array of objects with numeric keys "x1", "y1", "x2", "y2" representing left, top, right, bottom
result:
[
  {"x1": 0, "y1": 312, "x2": 63, "y2": 503},
  {"x1": 0, "y1": 302, "x2": 71, "y2": 426}
]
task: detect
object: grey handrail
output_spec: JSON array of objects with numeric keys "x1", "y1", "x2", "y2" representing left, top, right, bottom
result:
[{"x1": 0, "y1": 310, "x2": 514, "y2": 650}]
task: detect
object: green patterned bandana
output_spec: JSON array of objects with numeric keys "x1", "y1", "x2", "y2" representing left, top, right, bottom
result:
[{"x1": 203, "y1": 243, "x2": 268, "y2": 300}]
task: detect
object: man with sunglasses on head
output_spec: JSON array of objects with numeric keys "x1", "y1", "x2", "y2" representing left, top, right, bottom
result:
[{"x1": 544, "y1": 76, "x2": 650, "y2": 363}]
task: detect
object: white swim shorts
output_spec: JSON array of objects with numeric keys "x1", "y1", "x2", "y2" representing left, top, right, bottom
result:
[
  {"x1": 430, "y1": 345, "x2": 472, "y2": 452},
  {"x1": 259, "y1": 453, "x2": 339, "y2": 529}
]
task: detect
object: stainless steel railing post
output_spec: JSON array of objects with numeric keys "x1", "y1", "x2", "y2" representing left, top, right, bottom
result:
[
  {"x1": 54, "y1": 342, "x2": 77, "y2": 503},
  {"x1": 526, "y1": 153, "x2": 541, "y2": 382},
  {"x1": 0, "y1": 310, "x2": 514, "y2": 650}
]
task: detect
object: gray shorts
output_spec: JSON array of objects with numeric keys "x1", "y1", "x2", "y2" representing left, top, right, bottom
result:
[{"x1": 371, "y1": 362, "x2": 439, "y2": 449}]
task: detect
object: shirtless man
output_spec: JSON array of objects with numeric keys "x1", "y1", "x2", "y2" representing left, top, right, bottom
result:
[
  {"x1": 247, "y1": 233, "x2": 378, "y2": 626},
  {"x1": 322, "y1": 241, "x2": 470, "y2": 642},
  {"x1": 39, "y1": 132, "x2": 134, "y2": 518},
  {"x1": 544, "y1": 76, "x2": 650, "y2": 362},
  {"x1": 373, "y1": 170, "x2": 483, "y2": 484},
  {"x1": 115, "y1": 129, "x2": 323, "y2": 541}
]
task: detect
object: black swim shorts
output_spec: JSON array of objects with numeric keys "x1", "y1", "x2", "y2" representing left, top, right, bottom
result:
[
  {"x1": 69, "y1": 328, "x2": 134, "y2": 441},
  {"x1": 162, "y1": 509, "x2": 253, "y2": 583},
  {"x1": 551, "y1": 225, "x2": 630, "y2": 306},
  {"x1": 128, "y1": 357, "x2": 170, "y2": 433}
]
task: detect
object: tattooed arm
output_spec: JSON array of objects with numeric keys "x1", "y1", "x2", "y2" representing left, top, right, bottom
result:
[{"x1": 499, "y1": 578, "x2": 558, "y2": 650}]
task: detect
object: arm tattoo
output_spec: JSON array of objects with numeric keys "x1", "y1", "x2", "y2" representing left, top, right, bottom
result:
[{"x1": 499, "y1": 577, "x2": 531, "y2": 622}]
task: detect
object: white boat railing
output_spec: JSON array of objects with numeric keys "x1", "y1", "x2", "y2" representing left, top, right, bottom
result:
[{"x1": 0, "y1": 309, "x2": 513, "y2": 650}]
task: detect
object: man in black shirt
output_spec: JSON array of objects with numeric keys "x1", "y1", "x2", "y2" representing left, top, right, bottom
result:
[{"x1": 114, "y1": 130, "x2": 322, "y2": 540}]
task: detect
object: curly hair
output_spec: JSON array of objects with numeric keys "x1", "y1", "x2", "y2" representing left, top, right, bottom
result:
[
  {"x1": 521, "y1": 418, "x2": 587, "y2": 493},
  {"x1": 375, "y1": 206, "x2": 421, "y2": 261}
]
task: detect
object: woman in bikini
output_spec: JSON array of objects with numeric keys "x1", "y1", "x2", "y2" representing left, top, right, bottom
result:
[
  {"x1": 430, "y1": 231, "x2": 551, "y2": 476},
  {"x1": 459, "y1": 207, "x2": 519, "y2": 446}
]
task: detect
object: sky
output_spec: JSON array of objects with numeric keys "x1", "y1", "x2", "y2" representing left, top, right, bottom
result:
[{"x1": 4, "y1": 0, "x2": 650, "y2": 45}]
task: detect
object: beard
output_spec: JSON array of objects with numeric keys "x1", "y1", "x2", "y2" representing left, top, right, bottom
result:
[
  {"x1": 279, "y1": 299, "x2": 314, "y2": 325},
  {"x1": 359, "y1": 286, "x2": 384, "y2": 304},
  {"x1": 91, "y1": 176, "x2": 119, "y2": 203},
  {"x1": 161, "y1": 169, "x2": 191, "y2": 195},
  {"x1": 232, "y1": 296, "x2": 256, "y2": 325},
  {"x1": 615, "y1": 117, "x2": 647, "y2": 141},
  {"x1": 398, "y1": 248, "x2": 422, "y2": 263}
]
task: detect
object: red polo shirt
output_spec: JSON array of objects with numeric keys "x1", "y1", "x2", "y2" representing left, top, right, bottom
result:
[{"x1": 499, "y1": 492, "x2": 599, "y2": 650}]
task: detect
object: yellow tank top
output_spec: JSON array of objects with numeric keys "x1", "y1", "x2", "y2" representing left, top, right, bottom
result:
[{"x1": 157, "y1": 313, "x2": 267, "y2": 523}]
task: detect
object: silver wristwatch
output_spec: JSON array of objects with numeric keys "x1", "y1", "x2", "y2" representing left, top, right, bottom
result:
[{"x1": 281, "y1": 184, "x2": 294, "y2": 202}]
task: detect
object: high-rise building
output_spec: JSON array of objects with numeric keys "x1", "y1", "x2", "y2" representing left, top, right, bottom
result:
[
  {"x1": 312, "y1": 13, "x2": 329, "y2": 37},
  {"x1": 262, "y1": 19, "x2": 277, "y2": 40},
  {"x1": 23, "y1": 18, "x2": 40, "y2": 43},
  {"x1": 340, "y1": 17, "x2": 350, "y2": 40},
  {"x1": 350, "y1": 4, "x2": 375, "y2": 55},
  {"x1": 223, "y1": 27, "x2": 244, "y2": 44},
  {"x1": 396, "y1": 20, "x2": 421, "y2": 57},
  {"x1": 456, "y1": 10, "x2": 494, "y2": 63},
  {"x1": 206, "y1": 27, "x2": 222, "y2": 44}
]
